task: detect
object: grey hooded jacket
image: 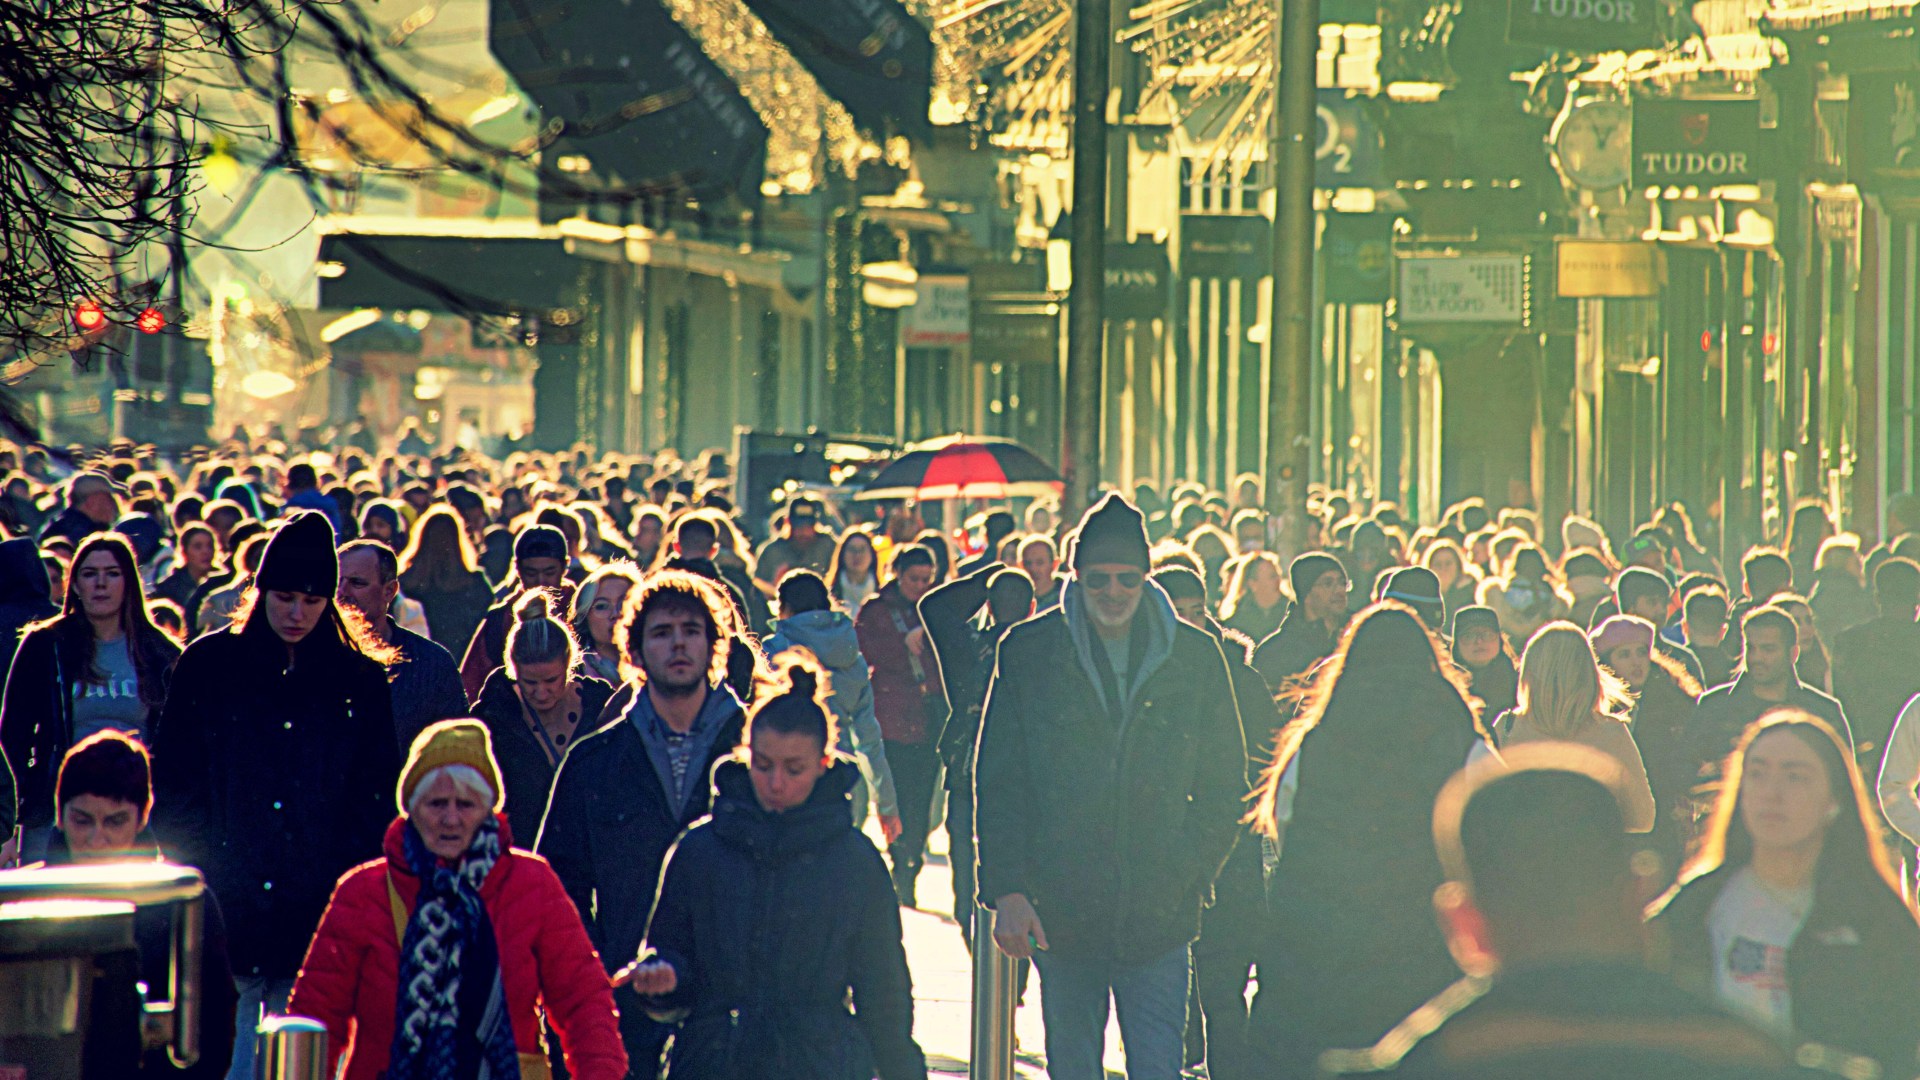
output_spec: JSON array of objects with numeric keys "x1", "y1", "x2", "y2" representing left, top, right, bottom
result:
[{"x1": 764, "y1": 609, "x2": 900, "y2": 819}]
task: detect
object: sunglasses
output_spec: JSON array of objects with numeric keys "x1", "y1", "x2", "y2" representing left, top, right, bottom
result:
[{"x1": 1083, "y1": 570, "x2": 1144, "y2": 591}]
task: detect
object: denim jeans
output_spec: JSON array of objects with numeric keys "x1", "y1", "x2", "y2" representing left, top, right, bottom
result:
[
  {"x1": 1034, "y1": 943, "x2": 1191, "y2": 1080},
  {"x1": 227, "y1": 975, "x2": 295, "y2": 1080}
]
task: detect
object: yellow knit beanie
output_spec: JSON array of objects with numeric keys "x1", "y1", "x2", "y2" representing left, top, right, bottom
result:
[{"x1": 398, "y1": 719, "x2": 505, "y2": 814}]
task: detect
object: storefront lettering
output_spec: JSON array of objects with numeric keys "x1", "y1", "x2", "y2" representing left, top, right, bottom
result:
[
  {"x1": 1530, "y1": 0, "x2": 1637, "y2": 22},
  {"x1": 1638, "y1": 150, "x2": 1750, "y2": 177}
]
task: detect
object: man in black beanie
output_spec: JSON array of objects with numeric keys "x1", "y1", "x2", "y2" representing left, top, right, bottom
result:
[
  {"x1": 458, "y1": 523, "x2": 571, "y2": 699},
  {"x1": 975, "y1": 492, "x2": 1247, "y2": 1080},
  {"x1": 1252, "y1": 551, "x2": 1351, "y2": 688}
]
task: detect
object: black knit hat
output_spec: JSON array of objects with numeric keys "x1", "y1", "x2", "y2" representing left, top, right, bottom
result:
[
  {"x1": 1289, "y1": 551, "x2": 1347, "y2": 604},
  {"x1": 1072, "y1": 493, "x2": 1151, "y2": 571},
  {"x1": 1454, "y1": 605, "x2": 1502, "y2": 638},
  {"x1": 255, "y1": 510, "x2": 339, "y2": 597}
]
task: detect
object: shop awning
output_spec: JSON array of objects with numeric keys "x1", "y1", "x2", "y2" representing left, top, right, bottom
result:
[
  {"x1": 739, "y1": 0, "x2": 933, "y2": 138},
  {"x1": 315, "y1": 219, "x2": 578, "y2": 317}
]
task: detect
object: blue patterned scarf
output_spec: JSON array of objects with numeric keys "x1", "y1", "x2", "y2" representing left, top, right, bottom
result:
[{"x1": 389, "y1": 816, "x2": 520, "y2": 1080}]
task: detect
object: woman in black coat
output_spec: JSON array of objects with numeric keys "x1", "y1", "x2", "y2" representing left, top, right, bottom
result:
[
  {"x1": 1648, "y1": 710, "x2": 1920, "y2": 1076},
  {"x1": 397, "y1": 505, "x2": 496, "y2": 658},
  {"x1": 619, "y1": 660, "x2": 927, "y2": 1080},
  {"x1": 1248, "y1": 603, "x2": 1490, "y2": 1076},
  {"x1": 2, "y1": 533, "x2": 180, "y2": 842},
  {"x1": 471, "y1": 590, "x2": 615, "y2": 831}
]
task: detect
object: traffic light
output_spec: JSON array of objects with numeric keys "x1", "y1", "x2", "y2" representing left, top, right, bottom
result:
[
  {"x1": 136, "y1": 307, "x2": 166, "y2": 334},
  {"x1": 74, "y1": 300, "x2": 105, "y2": 331}
]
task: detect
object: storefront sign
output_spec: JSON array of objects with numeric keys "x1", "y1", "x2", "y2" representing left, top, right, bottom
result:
[
  {"x1": 971, "y1": 303, "x2": 1056, "y2": 365},
  {"x1": 1507, "y1": 0, "x2": 1657, "y2": 51},
  {"x1": 1323, "y1": 213, "x2": 1394, "y2": 304},
  {"x1": 1105, "y1": 240, "x2": 1172, "y2": 322},
  {"x1": 1632, "y1": 99, "x2": 1762, "y2": 188},
  {"x1": 1181, "y1": 214, "x2": 1271, "y2": 279},
  {"x1": 1316, "y1": 93, "x2": 1383, "y2": 189},
  {"x1": 1397, "y1": 254, "x2": 1526, "y2": 323},
  {"x1": 1555, "y1": 239, "x2": 1662, "y2": 298},
  {"x1": 900, "y1": 274, "x2": 970, "y2": 348}
]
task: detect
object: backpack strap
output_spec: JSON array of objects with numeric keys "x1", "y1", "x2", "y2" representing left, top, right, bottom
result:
[{"x1": 385, "y1": 867, "x2": 408, "y2": 945}]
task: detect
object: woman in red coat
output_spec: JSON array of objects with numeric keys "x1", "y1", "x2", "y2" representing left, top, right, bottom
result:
[{"x1": 290, "y1": 719, "x2": 626, "y2": 1080}]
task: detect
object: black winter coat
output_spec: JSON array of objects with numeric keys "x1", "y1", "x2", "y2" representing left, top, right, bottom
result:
[
  {"x1": 1688, "y1": 678, "x2": 1852, "y2": 783},
  {"x1": 639, "y1": 760, "x2": 927, "y2": 1080},
  {"x1": 2, "y1": 621, "x2": 179, "y2": 831},
  {"x1": 0, "y1": 536, "x2": 56, "y2": 681},
  {"x1": 973, "y1": 607, "x2": 1247, "y2": 963},
  {"x1": 1252, "y1": 608, "x2": 1336, "y2": 690},
  {"x1": 471, "y1": 667, "x2": 615, "y2": 832},
  {"x1": 535, "y1": 686, "x2": 745, "y2": 1010},
  {"x1": 1650, "y1": 865, "x2": 1920, "y2": 1075},
  {"x1": 148, "y1": 623, "x2": 400, "y2": 978},
  {"x1": 1830, "y1": 614, "x2": 1920, "y2": 763}
]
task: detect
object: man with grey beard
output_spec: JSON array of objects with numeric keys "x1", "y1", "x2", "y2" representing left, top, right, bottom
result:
[{"x1": 973, "y1": 492, "x2": 1247, "y2": 1080}]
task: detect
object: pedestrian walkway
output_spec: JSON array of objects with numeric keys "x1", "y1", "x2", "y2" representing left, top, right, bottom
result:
[{"x1": 901, "y1": 825, "x2": 1128, "y2": 1079}]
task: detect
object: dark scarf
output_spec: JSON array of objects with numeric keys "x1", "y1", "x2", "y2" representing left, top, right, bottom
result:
[{"x1": 389, "y1": 816, "x2": 519, "y2": 1080}]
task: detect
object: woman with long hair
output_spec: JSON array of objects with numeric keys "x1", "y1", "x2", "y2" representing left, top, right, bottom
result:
[
  {"x1": 570, "y1": 562, "x2": 641, "y2": 687},
  {"x1": 1220, "y1": 551, "x2": 1288, "y2": 643},
  {"x1": 828, "y1": 528, "x2": 882, "y2": 614},
  {"x1": 1649, "y1": 711, "x2": 1920, "y2": 1073},
  {"x1": 1477, "y1": 543, "x2": 1571, "y2": 650},
  {"x1": 398, "y1": 505, "x2": 495, "y2": 657},
  {"x1": 1, "y1": 532, "x2": 181, "y2": 842},
  {"x1": 1492, "y1": 622, "x2": 1657, "y2": 832},
  {"x1": 617, "y1": 658, "x2": 927, "y2": 1080},
  {"x1": 1247, "y1": 603, "x2": 1489, "y2": 1074},
  {"x1": 1785, "y1": 501, "x2": 1836, "y2": 595},
  {"x1": 153, "y1": 522, "x2": 219, "y2": 614},
  {"x1": 1422, "y1": 539, "x2": 1479, "y2": 631},
  {"x1": 150, "y1": 511, "x2": 402, "y2": 1077}
]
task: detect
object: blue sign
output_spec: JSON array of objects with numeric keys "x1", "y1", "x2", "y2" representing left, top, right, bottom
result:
[{"x1": 1316, "y1": 92, "x2": 1383, "y2": 189}]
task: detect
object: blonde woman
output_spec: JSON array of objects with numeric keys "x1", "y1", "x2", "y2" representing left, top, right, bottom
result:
[{"x1": 1491, "y1": 621, "x2": 1657, "y2": 832}]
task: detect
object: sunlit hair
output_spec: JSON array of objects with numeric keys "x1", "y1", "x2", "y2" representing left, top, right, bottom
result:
[
  {"x1": 1221, "y1": 551, "x2": 1285, "y2": 620},
  {"x1": 570, "y1": 560, "x2": 642, "y2": 650},
  {"x1": 1422, "y1": 538, "x2": 1472, "y2": 582},
  {"x1": 1675, "y1": 710, "x2": 1900, "y2": 899},
  {"x1": 744, "y1": 651, "x2": 839, "y2": 756},
  {"x1": 1251, "y1": 602, "x2": 1486, "y2": 838},
  {"x1": 508, "y1": 589, "x2": 581, "y2": 678},
  {"x1": 615, "y1": 568, "x2": 731, "y2": 687},
  {"x1": 1515, "y1": 621, "x2": 1632, "y2": 739},
  {"x1": 232, "y1": 578, "x2": 402, "y2": 667},
  {"x1": 32, "y1": 533, "x2": 175, "y2": 709},
  {"x1": 170, "y1": 522, "x2": 220, "y2": 573},
  {"x1": 826, "y1": 528, "x2": 879, "y2": 592},
  {"x1": 405, "y1": 763, "x2": 496, "y2": 818},
  {"x1": 398, "y1": 505, "x2": 480, "y2": 588}
]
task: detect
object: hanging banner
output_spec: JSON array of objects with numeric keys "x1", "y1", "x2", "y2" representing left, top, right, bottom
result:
[
  {"x1": 1632, "y1": 98, "x2": 1763, "y2": 188},
  {"x1": 1397, "y1": 254, "x2": 1526, "y2": 323},
  {"x1": 1180, "y1": 214, "x2": 1271, "y2": 279},
  {"x1": 1323, "y1": 213, "x2": 1395, "y2": 304},
  {"x1": 740, "y1": 0, "x2": 932, "y2": 138}
]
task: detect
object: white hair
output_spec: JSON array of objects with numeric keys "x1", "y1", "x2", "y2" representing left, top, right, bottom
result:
[{"x1": 406, "y1": 764, "x2": 496, "y2": 816}]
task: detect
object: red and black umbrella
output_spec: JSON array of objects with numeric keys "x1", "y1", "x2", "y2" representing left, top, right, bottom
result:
[{"x1": 856, "y1": 434, "x2": 1063, "y2": 501}]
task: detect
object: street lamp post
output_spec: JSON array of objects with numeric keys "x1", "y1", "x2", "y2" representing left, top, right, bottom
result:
[
  {"x1": 1063, "y1": 0, "x2": 1111, "y2": 525},
  {"x1": 1268, "y1": 0, "x2": 1319, "y2": 540}
]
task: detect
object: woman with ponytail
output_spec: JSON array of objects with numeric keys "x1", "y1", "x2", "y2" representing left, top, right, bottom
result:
[
  {"x1": 616, "y1": 655, "x2": 928, "y2": 1080},
  {"x1": 472, "y1": 589, "x2": 616, "y2": 829}
]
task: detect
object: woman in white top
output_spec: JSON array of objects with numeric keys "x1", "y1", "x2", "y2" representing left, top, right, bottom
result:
[{"x1": 1493, "y1": 620, "x2": 1657, "y2": 832}]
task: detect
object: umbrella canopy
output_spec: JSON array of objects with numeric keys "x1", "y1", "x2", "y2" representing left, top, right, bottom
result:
[{"x1": 856, "y1": 435, "x2": 1064, "y2": 501}]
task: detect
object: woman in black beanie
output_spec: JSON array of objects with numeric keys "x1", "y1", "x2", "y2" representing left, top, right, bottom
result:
[{"x1": 150, "y1": 510, "x2": 404, "y2": 1080}]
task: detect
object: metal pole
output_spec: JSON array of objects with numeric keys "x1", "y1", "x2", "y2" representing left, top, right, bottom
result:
[
  {"x1": 1062, "y1": 0, "x2": 1111, "y2": 526},
  {"x1": 1267, "y1": 0, "x2": 1319, "y2": 542},
  {"x1": 969, "y1": 904, "x2": 1016, "y2": 1080},
  {"x1": 256, "y1": 1016, "x2": 328, "y2": 1080}
]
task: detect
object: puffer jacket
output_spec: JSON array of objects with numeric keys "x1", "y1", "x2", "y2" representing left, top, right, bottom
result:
[
  {"x1": 637, "y1": 759, "x2": 926, "y2": 1080},
  {"x1": 763, "y1": 609, "x2": 898, "y2": 817},
  {"x1": 290, "y1": 816, "x2": 627, "y2": 1080}
]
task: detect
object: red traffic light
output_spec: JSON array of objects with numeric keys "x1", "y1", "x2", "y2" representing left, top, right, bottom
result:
[
  {"x1": 74, "y1": 300, "x2": 105, "y2": 331},
  {"x1": 135, "y1": 307, "x2": 166, "y2": 334}
]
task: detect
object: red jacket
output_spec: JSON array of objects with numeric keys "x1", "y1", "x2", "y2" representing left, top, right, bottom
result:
[
  {"x1": 289, "y1": 816, "x2": 627, "y2": 1080},
  {"x1": 856, "y1": 582, "x2": 939, "y2": 744}
]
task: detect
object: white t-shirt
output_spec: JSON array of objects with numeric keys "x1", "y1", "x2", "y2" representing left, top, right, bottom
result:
[{"x1": 1707, "y1": 866, "x2": 1812, "y2": 1039}]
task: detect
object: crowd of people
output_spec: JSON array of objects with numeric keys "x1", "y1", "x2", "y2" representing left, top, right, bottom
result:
[{"x1": 2, "y1": 432, "x2": 1920, "y2": 1080}]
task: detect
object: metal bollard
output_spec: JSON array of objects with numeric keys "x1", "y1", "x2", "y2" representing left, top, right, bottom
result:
[
  {"x1": 969, "y1": 902, "x2": 1016, "y2": 1080},
  {"x1": 255, "y1": 1015, "x2": 327, "y2": 1080}
]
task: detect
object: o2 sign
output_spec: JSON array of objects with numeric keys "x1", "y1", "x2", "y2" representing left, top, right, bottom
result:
[{"x1": 1313, "y1": 93, "x2": 1380, "y2": 188}]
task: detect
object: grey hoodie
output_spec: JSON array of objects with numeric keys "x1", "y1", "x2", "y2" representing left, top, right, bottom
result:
[{"x1": 764, "y1": 609, "x2": 899, "y2": 819}]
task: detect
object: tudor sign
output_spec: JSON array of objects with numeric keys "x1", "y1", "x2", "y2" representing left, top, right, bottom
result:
[{"x1": 1632, "y1": 98, "x2": 1763, "y2": 188}]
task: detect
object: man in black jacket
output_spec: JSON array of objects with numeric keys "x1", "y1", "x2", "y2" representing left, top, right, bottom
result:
[
  {"x1": 1252, "y1": 552, "x2": 1350, "y2": 688},
  {"x1": 536, "y1": 569, "x2": 746, "y2": 1080},
  {"x1": 919, "y1": 562, "x2": 1033, "y2": 941},
  {"x1": 1690, "y1": 606, "x2": 1852, "y2": 782},
  {"x1": 1830, "y1": 557, "x2": 1920, "y2": 765},
  {"x1": 975, "y1": 494, "x2": 1246, "y2": 1080},
  {"x1": 1323, "y1": 746, "x2": 1800, "y2": 1080}
]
